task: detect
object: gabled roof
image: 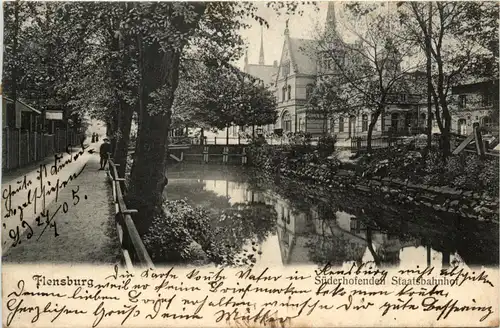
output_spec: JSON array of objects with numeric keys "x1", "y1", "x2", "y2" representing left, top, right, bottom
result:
[
  {"x1": 246, "y1": 64, "x2": 278, "y2": 87},
  {"x1": 289, "y1": 38, "x2": 317, "y2": 75},
  {"x1": 2, "y1": 96, "x2": 41, "y2": 114}
]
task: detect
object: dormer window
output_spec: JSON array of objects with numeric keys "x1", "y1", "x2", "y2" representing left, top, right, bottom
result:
[{"x1": 282, "y1": 61, "x2": 290, "y2": 77}]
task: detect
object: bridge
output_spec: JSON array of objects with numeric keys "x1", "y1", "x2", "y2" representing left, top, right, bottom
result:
[{"x1": 129, "y1": 141, "x2": 249, "y2": 165}]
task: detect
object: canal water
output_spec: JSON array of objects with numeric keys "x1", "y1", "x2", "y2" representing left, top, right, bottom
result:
[{"x1": 165, "y1": 164, "x2": 499, "y2": 269}]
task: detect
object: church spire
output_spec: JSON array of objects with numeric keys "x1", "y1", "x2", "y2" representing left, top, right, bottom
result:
[
  {"x1": 326, "y1": 1, "x2": 336, "y2": 32},
  {"x1": 259, "y1": 25, "x2": 265, "y2": 65}
]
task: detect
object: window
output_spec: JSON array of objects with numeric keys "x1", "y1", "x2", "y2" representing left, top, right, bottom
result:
[
  {"x1": 482, "y1": 93, "x2": 493, "y2": 107},
  {"x1": 282, "y1": 86, "x2": 286, "y2": 102},
  {"x1": 391, "y1": 113, "x2": 399, "y2": 130},
  {"x1": 338, "y1": 116, "x2": 344, "y2": 132},
  {"x1": 370, "y1": 114, "x2": 377, "y2": 131},
  {"x1": 306, "y1": 84, "x2": 314, "y2": 100},
  {"x1": 333, "y1": 50, "x2": 345, "y2": 66},
  {"x1": 298, "y1": 118, "x2": 303, "y2": 131},
  {"x1": 482, "y1": 116, "x2": 492, "y2": 127},
  {"x1": 420, "y1": 113, "x2": 426, "y2": 127},
  {"x1": 287, "y1": 85, "x2": 291, "y2": 100},
  {"x1": 325, "y1": 58, "x2": 332, "y2": 70},
  {"x1": 282, "y1": 111, "x2": 292, "y2": 132},
  {"x1": 459, "y1": 95, "x2": 467, "y2": 109},
  {"x1": 330, "y1": 118, "x2": 335, "y2": 133},
  {"x1": 362, "y1": 114, "x2": 368, "y2": 132}
]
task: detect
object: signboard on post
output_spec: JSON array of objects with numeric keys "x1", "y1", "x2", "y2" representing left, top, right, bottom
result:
[{"x1": 46, "y1": 110, "x2": 63, "y2": 120}]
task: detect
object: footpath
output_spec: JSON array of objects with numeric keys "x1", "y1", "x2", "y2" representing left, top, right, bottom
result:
[{"x1": 1, "y1": 143, "x2": 121, "y2": 265}]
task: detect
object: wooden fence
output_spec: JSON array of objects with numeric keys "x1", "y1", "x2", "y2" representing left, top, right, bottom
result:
[
  {"x1": 168, "y1": 144, "x2": 248, "y2": 165},
  {"x1": 107, "y1": 159, "x2": 154, "y2": 270},
  {"x1": 2, "y1": 127, "x2": 81, "y2": 170},
  {"x1": 351, "y1": 135, "x2": 440, "y2": 152}
]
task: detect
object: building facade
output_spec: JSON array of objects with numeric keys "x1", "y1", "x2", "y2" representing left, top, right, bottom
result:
[
  {"x1": 450, "y1": 79, "x2": 499, "y2": 136},
  {"x1": 241, "y1": 4, "x2": 498, "y2": 142}
]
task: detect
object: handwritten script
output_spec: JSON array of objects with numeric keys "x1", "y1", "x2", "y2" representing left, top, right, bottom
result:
[
  {"x1": 3, "y1": 263, "x2": 498, "y2": 327},
  {"x1": 2, "y1": 144, "x2": 91, "y2": 248}
]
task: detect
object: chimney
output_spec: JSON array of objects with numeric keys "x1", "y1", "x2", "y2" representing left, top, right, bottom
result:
[{"x1": 273, "y1": 60, "x2": 278, "y2": 67}]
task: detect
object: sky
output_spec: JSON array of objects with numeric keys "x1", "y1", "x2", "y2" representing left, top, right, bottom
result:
[{"x1": 235, "y1": 1, "x2": 336, "y2": 70}]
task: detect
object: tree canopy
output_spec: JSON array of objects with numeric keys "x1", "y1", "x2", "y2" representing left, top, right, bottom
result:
[{"x1": 172, "y1": 63, "x2": 277, "y2": 131}]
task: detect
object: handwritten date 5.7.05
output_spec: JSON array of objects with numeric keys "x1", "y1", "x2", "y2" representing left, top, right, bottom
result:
[{"x1": 4, "y1": 186, "x2": 87, "y2": 247}]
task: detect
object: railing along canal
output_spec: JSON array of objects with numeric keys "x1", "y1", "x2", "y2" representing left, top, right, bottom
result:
[{"x1": 107, "y1": 159, "x2": 154, "y2": 270}]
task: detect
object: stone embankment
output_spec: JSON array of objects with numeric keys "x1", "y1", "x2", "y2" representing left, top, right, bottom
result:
[{"x1": 321, "y1": 170, "x2": 499, "y2": 223}]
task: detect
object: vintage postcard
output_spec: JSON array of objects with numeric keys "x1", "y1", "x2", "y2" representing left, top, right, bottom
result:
[{"x1": 1, "y1": 1, "x2": 499, "y2": 327}]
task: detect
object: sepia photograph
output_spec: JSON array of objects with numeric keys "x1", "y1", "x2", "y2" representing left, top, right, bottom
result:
[{"x1": 1, "y1": 1, "x2": 499, "y2": 327}]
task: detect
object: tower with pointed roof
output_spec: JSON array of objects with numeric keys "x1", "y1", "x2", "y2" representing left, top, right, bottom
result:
[{"x1": 326, "y1": 1, "x2": 336, "y2": 32}]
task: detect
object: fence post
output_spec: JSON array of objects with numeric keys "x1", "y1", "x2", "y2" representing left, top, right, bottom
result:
[
  {"x1": 27, "y1": 131, "x2": 30, "y2": 163},
  {"x1": 34, "y1": 132, "x2": 37, "y2": 161},
  {"x1": 5, "y1": 128, "x2": 9, "y2": 169},
  {"x1": 18, "y1": 129, "x2": 21, "y2": 168},
  {"x1": 473, "y1": 123, "x2": 485, "y2": 158},
  {"x1": 41, "y1": 133, "x2": 45, "y2": 159}
]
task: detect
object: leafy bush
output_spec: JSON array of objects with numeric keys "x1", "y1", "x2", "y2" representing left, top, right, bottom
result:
[
  {"x1": 142, "y1": 194, "x2": 279, "y2": 266},
  {"x1": 247, "y1": 142, "x2": 341, "y2": 184},
  {"x1": 286, "y1": 131, "x2": 312, "y2": 146},
  {"x1": 143, "y1": 199, "x2": 211, "y2": 263},
  {"x1": 317, "y1": 135, "x2": 337, "y2": 157},
  {"x1": 356, "y1": 144, "x2": 499, "y2": 197},
  {"x1": 479, "y1": 158, "x2": 499, "y2": 196}
]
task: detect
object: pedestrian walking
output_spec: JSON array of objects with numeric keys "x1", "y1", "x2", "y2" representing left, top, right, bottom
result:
[{"x1": 99, "y1": 138, "x2": 111, "y2": 170}]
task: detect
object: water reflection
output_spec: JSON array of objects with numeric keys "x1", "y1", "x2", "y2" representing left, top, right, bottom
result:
[{"x1": 166, "y1": 166, "x2": 498, "y2": 268}]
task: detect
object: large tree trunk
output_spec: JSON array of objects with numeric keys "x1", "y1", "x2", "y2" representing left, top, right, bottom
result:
[
  {"x1": 365, "y1": 226, "x2": 381, "y2": 266},
  {"x1": 127, "y1": 44, "x2": 178, "y2": 235},
  {"x1": 127, "y1": 3, "x2": 206, "y2": 236},
  {"x1": 113, "y1": 34, "x2": 136, "y2": 179},
  {"x1": 441, "y1": 114, "x2": 452, "y2": 158},
  {"x1": 113, "y1": 101, "x2": 135, "y2": 179},
  {"x1": 366, "y1": 109, "x2": 382, "y2": 153}
]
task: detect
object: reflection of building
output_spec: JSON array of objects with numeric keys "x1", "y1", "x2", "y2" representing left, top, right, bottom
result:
[
  {"x1": 266, "y1": 194, "x2": 313, "y2": 265},
  {"x1": 311, "y1": 207, "x2": 422, "y2": 266}
]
